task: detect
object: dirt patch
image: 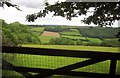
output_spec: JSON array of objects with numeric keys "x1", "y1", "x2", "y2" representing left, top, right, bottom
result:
[{"x1": 41, "y1": 31, "x2": 60, "y2": 37}]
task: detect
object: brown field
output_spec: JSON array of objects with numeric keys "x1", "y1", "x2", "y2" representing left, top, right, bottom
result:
[{"x1": 41, "y1": 31, "x2": 60, "y2": 37}]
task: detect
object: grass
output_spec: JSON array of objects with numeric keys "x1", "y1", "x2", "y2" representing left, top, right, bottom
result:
[
  {"x1": 30, "y1": 27, "x2": 45, "y2": 32},
  {"x1": 22, "y1": 44, "x2": 119, "y2": 53},
  {"x1": 29, "y1": 27, "x2": 45, "y2": 35},
  {"x1": 61, "y1": 35, "x2": 81, "y2": 39},
  {"x1": 104, "y1": 38, "x2": 119, "y2": 41},
  {"x1": 39, "y1": 36, "x2": 58, "y2": 44},
  {"x1": 2, "y1": 70, "x2": 23, "y2": 78},
  {"x1": 86, "y1": 37, "x2": 102, "y2": 43},
  {"x1": 61, "y1": 35, "x2": 87, "y2": 40},
  {"x1": 3, "y1": 53, "x2": 120, "y2": 76},
  {"x1": 60, "y1": 29, "x2": 82, "y2": 36},
  {"x1": 3, "y1": 53, "x2": 88, "y2": 77}
]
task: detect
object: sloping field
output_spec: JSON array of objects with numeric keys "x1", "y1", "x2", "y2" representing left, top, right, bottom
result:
[
  {"x1": 39, "y1": 36, "x2": 55, "y2": 44},
  {"x1": 41, "y1": 31, "x2": 60, "y2": 37},
  {"x1": 29, "y1": 27, "x2": 45, "y2": 35},
  {"x1": 60, "y1": 29, "x2": 81, "y2": 36}
]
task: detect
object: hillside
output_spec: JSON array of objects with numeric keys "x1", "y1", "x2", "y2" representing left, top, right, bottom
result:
[
  {"x1": 78, "y1": 27, "x2": 118, "y2": 38},
  {"x1": 28, "y1": 25, "x2": 119, "y2": 47}
]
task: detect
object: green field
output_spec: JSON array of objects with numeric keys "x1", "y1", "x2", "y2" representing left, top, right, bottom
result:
[
  {"x1": 29, "y1": 27, "x2": 45, "y2": 35},
  {"x1": 3, "y1": 44, "x2": 120, "y2": 77},
  {"x1": 39, "y1": 36, "x2": 59, "y2": 44},
  {"x1": 61, "y1": 35, "x2": 88, "y2": 41},
  {"x1": 22, "y1": 44, "x2": 119, "y2": 52},
  {"x1": 60, "y1": 29, "x2": 81, "y2": 36},
  {"x1": 86, "y1": 37, "x2": 102, "y2": 43}
]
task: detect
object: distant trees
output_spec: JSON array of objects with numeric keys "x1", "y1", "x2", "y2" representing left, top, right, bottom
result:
[
  {"x1": 101, "y1": 39, "x2": 119, "y2": 47},
  {"x1": 78, "y1": 27, "x2": 118, "y2": 38},
  {"x1": 49, "y1": 37, "x2": 75, "y2": 45},
  {"x1": 2, "y1": 19, "x2": 41, "y2": 46},
  {"x1": 44, "y1": 26, "x2": 63, "y2": 32},
  {"x1": 76, "y1": 39, "x2": 83, "y2": 45},
  {"x1": 49, "y1": 37, "x2": 119, "y2": 47}
]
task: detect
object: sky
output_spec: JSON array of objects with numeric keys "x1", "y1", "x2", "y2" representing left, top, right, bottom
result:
[{"x1": 0, "y1": 0, "x2": 119, "y2": 27}]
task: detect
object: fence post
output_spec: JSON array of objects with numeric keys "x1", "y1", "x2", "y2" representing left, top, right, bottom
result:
[{"x1": 109, "y1": 59, "x2": 117, "y2": 78}]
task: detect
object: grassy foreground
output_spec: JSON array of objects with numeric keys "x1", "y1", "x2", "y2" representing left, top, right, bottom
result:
[
  {"x1": 3, "y1": 44, "x2": 120, "y2": 77},
  {"x1": 22, "y1": 44, "x2": 119, "y2": 53}
]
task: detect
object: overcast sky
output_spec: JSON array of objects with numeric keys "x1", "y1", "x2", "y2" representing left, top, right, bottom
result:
[{"x1": 0, "y1": 0, "x2": 118, "y2": 27}]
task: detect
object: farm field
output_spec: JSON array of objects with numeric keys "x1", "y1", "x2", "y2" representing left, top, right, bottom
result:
[
  {"x1": 39, "y1": 36, "x2": 58, "y2": 44},
  {"x1": 60, "y1": 29, "x2": 81, "y2": 36},
  {"x1": 3, "y1": 44, "x2": 120, "y2": 77},
  {"x1": 26, "y1": 26, "x2": 119, "y2": 47},
  {"x1": 22, "y1": 44, "x2": 119, "y2": 53},
  {"x1": 86, "y1": 37, "x2": 102, "y2": 43},
  {"x1": 29, "y1": 27, "x2": 45, "y2": 35},
  {"x1": 61, "y1": 35, "x2": 85, "y2": 40},
  {"x1": 41, "y1": 31, "x2": 60, "y2": 37}
]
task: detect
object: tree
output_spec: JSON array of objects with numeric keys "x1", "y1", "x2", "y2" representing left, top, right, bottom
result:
[
  {"x1": 0, "y1": 0, "x2": 21, "y2": 11},
  {"x1": 76, "y1": 39, "x2": 83, "y2": 45},
  {"x1": 101, "y1": 39, "x2": 119, "y2": 47},
  {"x1": 2, "y1": 19, "x2": 41, "y2": 46},
  {"x1": 26, "y1": 2, "x2": 120, "y2": 27}
]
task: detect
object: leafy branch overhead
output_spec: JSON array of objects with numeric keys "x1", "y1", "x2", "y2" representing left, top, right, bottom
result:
[
  {"x1": 26, "y1": 2, "x2": 120, "y2": 26},
  {"x1": 0, "y1": 1, "x2": 21, "y2": 11}
]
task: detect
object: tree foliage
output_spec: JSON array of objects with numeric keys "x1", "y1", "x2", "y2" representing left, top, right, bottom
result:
[
  {"x1": 101, "y1": 39, "x2": 119, "y2": 47},
  {"x1": 49, "y1": 37, "x2": 75, "y2": 45},
  {"x1": 26, "y1": 2, "x2": 120, "y2": 26},
  {"x1": 0, "y1": 0, "x2": 21, "y2": 11},
  {"x1": 1, "y1": 1, "x2": 119, "y2": 26},
  {"x1": 78, "y1": 27, "x2": 118, "y2": 38},
  {"x1": 44, "y1": 26, "x2": 62, "y2": 32},
  {"x1": 2, "y1": 19, "x2": 41, "y2": 46}
]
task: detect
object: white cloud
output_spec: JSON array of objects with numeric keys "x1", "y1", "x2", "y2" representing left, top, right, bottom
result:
[
  {"x1": 0, "y1": 0, "x2": 118, "y2": 27},
  {"x1": 11, "y1": 0, "x2": 66, "y2": 8}
]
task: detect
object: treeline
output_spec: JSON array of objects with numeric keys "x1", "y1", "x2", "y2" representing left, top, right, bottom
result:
[
  {"x1": 49, "y1": 37, "x2": 75, "y2": 45},
  {"x1": 78, "y1": 27, "x2": 118, "y2": 38},
  {"x1": 2, "y1": 19, "x2": 41, "y2": 46},
  {"x1": 44, "y1": 26, "x2": 74, "y2": 32},
  {"x1": 44, "y1": 26, "x2": 63, "y2": 32},
  {"x1": 49, "y1": 37, "x2": 119, "y2": 47}
]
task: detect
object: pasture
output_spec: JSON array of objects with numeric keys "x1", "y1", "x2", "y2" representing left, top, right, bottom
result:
[
  {"x1": 60, "y1": 29, "x2": 81, "y2": 36},
  {"x1": 29, "y1": 27, "x2": 45, "y2": 35},
  {"x1": 39, "y1": 36, "x2": 57, "y2": 44},
  {"x1": 22, "y1": 44, "x2": 119, "y2": 52},
  {"x1": 86, "y1": 37, "x2": 102, "y2": 43},
  {"x1": 61, "y1": 35, "x2": 87, "y2": 40}
]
